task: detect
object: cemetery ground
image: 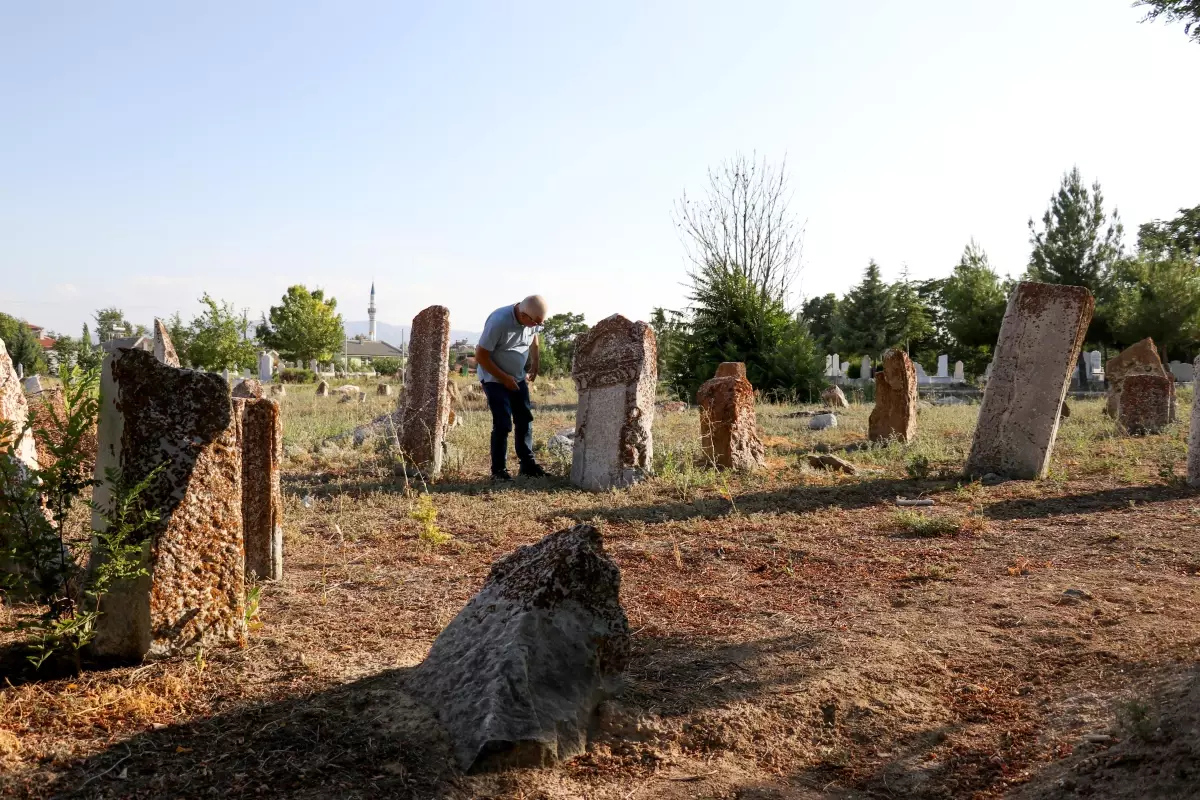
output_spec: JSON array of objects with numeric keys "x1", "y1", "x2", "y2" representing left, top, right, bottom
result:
[{"x1": 2, "y1": 379, "x2": 1199, "y2": 800}]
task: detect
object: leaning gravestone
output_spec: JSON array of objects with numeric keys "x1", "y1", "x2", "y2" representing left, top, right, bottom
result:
[
  {"x1": 821, "y1": 385, "x2": 850, "y2": 409},
  {"x1": 965, "y1": 282, "x2": 1093, "y2": 480},
  {"x1": 89, "y1": 348, "x2": 245, "y2": 660},
  {"x1": 397, "y1": 305, "x2": 451, "y2": 477},
  {"x1": 697, "y1": 363, "x2": 765, "y2": 471},
  {"x1": 1118, "y1": 374, "x2": 1172, "y2": 435},
  {"x1": 1105, "y1": 338, "x2": 1166, "y2": 417},
  {"x1": 315, "y1": 380, "x2": 329, "y2": 397},
  {"x1": 868, "y1": 348, "x2": 918, "y2": 444},
  {"x1": 570, "y1": 315, "x2": 657, "y2": 491},
  {"x1": 22, "y1": 375, "x2": 44, "y2": 394},
  {"x1": 411, "y1": 524, "x2": 630, "y2": 772},
  {"x1": 232, "y1": 379, "x2": 264, "y2": 399},
  {"x1": 152, "y1": 318, "x2": 180, "y2": 367},
  {"x1": 234, "y1": 397, "x2": 283, "y2": 581},
  {"x1": 0, "y1": 338, "x2": 38, "y2": 471}
]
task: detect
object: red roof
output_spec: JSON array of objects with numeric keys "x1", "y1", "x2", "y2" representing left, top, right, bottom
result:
[{"x1": 24, "y1": 323, "x2": 54, "y2": 349}]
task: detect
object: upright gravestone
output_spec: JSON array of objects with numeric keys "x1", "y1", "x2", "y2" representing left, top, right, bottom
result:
[
  {"x1": 840, "y1": 360, "x2": 850, "y2": 376},
  {"x1": 23, "y1": 375, "x2": 44, "y2": 394},
  {"x1": 258, "y1": 351, "x2": 273, "y2": 383},
  {"x1": 861, "y1": 355, "x2": 872, "y2": 380},
  {"x1": 828, "y1": 354, "x2": 841, "y2": 377},
  {"x1": 232, "y1": 379, "x2": 264, "y2": 399},
  {"x1": 234, "y1": 397, "x2": 283, "y2": 581},
  {"x1": 1076, "y1": 352, "x2": 1090, "y2": 390},
  {"x1": 936, "y1": 354, "x2": 949, "y2": 378},
  {"x1": 1090, "y1": 350, "x2": 1103, "y2": 381},
  {"x1": 1105, "y1": 338, "x2": 1166, "y2": 417},
  {"x1": 697, "y1": 362, "x2": 765, "y2": 471},
  {"x1": 309, "y1": 359, "x2": 319, "y2": 375},
  {"x1": 869, "y1": 349, "x2": 918, "y2": 444},
  {"x1": 1188, "y1": 356, "x2": 1200, "y2": 487},
  {"x1": 913, "y1": 362, "x2": 929, "y2": 385},
  {"x1": 397, "y1": 305, "x2": 451, "y2": 477},
  {"x1": 952, "y1": 360, "x2": 964, "y2": 383},
  {"x1": 16, "y1": 363, "x2": 23, "y2": 380},
  {"x1": 570, "y1": 315, "x2": 657, "y2": 491},
  {"x1": 152, "y1": 318, "x2": 180, "y2": 367},
  {"x1": 965, "y1": 282, "x2": 1093, "y2": 480},
  {"x1": 89, "y1": 348, "x2": 245, "y2": 660},
  {"x1": 0, "y1": 338, "x2": 38, "y2": 471},
  {"x1": 1118, "y1": 374, "x2": 1172, "y2": 435},
  {"x1": 315, "y1": 380, "x2": 329, "y2": 397}
]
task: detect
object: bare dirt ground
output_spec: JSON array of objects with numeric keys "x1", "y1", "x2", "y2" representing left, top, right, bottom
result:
[{"x1": 2, "y1": 380, "x2": 1198, "y2": 799}]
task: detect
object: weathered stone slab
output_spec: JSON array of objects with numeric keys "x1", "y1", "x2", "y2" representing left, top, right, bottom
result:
[
  {"x1": 1105, "y1": 338, "x2": 1166, "y2": 417},
  {"x1": 411, "y1": 524, "x2": 630, "y2": 772},
  {"x1": 1188, "y1": 357, "x2": 1200, "y2": 487},
  {"x1": 714, "y1": 362, "x2": 746, "y2": 380},
  {"x1": 820, "y1": 385, "x2": 849, "y2": 409},
  {"x1": 0, "y1": 338, "x2": 37, "y2": 471},
  {"x1": 809, "y1": 413, "x2": 837, "y2": 430},
  {"x1": 570, "y1": 315, "x2": 656, "y2": 491},
  {"x1": 1118, "y1": 374, "x2": 1172, "y2": 435},
  {"x1": 937, "y1": 354, "x2": 949, "y2": 378},
  {"x1": 258, "y1": 351, "x2": 273, "y2": 383},
  {"x1": 697, "y1": 370, "x2": 765, "y2": 471},
  {"x1": 23, "y1": 375, "x2": 44, "y2": 394},
  {"x1": 1169, "y1": 360, "x2": 1194, "y2": 383},
  {"x1": 377, "y1": 383, "x2": 392, "y2": 396},
  {"x1": 315, "y1": 380, "x2": 329, "y2": 396},
  {"x1": 89, "y1": 348, "x2": 245, "y2": 660},
  {"x1": 232, "y1": 379, "x2": 264, "y2": 399},
  {"x1": 152, "y1": 318, "x2": 180, "y2": 367},
  {"x1": 234, "y1": 398, "x2": 283, "y2": 581},
  {"x1": 397, "y1": 305, "x2": 451, "y2": 477},
  {"x1": 861, "y1": 355, "x2": 873, "y2": 379},
  {"x1": 868, "y1": 348, "x2": 918, "y2": 444},
  {"x1": 965, "y1": 282, "x2": 1093, "y2": 480},
  {"x1": 953, "y1": 361, "x2": 964, "y2": 383}
]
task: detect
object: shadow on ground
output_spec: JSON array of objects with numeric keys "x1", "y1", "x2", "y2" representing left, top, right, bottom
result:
[{"x1": 984, "y1": 484, "x2": 1194, "y2": 521}]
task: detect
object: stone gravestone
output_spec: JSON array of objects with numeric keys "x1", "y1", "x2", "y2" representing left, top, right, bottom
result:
[
  {"x1": 1169, "y1": 360, "x2": 1194, "y2": 383},
  {"x1": 570, "y1": 315, "x2": 657, "y2": 491},
  {"x1": 1105, "y1": 338, "x2": 1166, "y2": 417},
  {"x1": 0, "y1": 338, "x2": 38, "y2": 471},
  {"x1": 1188, "y1": 356, "x2": 1200, "y2": 486},
  {"x1": 16, "y1": 362, "x2": 23, "y2": 380},
  {"x1": 965, "y1": 282, "x2": 1093, "y2": 480},
  {"x1": 1090, "y1": 350, "x2": 1103, "y2": 380},
  {"x1": 697, "y1": 362, "x2": 765, "y2": 471},
  {"x1": 1075, "y1": 352, "x2": 1090, "y2": 390},
  {"x1": 1118, "y1": 374, "x2": 1172, "y2": 435},
  {"x1": 861, "y1": 355, "x2": 872, "y2": 380},
  {"x1": 840, "y1": 360, "x2": 850, "y2": 376},
  {"x1": 23, "y1": 375, "x2": 44, "y2": 394},
  {"x1": 232, "y1": 379, "x2": 264, "y2": 399},
  {"x1": 234, "y1": 397, "x2": 283, "y2": 580},
  {"x1": 937, "y1": 354, "x2": 949, "y2": 378},
  {"x1": 913, "y1": 362, "x2": 930, "y2": 385},
  {"x1": 411, "y1": 524, "x2": 630, "y2": 772},
  {"x1": 152, "y1": 318, "x2": 180, "y2": 367},
  {"x1": 315, "y1": 380, "x2": 329, "y2": 397},
  {"x1": 89, "y1": 348, "x2": 245, "y2": 660},
  {"x1": 258, "y1": 351, "x2": 273, "y2": 383},
  {"x1": 397, "y1": 305, "x2": 452, "y2": 477},
  {"x1": 377, "y1": 383, "x2": 392, "y2": 396},
  {"x1": 821, "y1": 385, "x2": 849, "y2": 409},
  {"x1": 953, "y1": 361, "x2": 964, "y2": 383},
  {"x1": 309, "y1": 359, "x2": 319, "y2": 375},
  {"x1": 868, "y1": 349, "x2": 918, "y2": 444}
]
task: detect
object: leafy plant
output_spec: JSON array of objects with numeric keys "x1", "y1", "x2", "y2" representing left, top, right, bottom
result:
[
  {"x1": 280, "y1": 368, "x2": 316, "y2": 384},
  {"x1": 411, "y1": 494, "x2": 450, "y2": 547}
]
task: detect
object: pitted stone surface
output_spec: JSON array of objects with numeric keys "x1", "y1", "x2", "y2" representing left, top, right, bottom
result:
[
  {"x1": 869, "y1": 349, "x2": 918, "y2": 444},
  {"x1": 965, "y1": 282, "x2": 1093, "y2": 480},
  {"x1": 697, "y1": 373, "x2": 765, "y2": 471},
  {"x1": 0, "y1": 338, "x2": 37, "y2": 472},
  {"x1": 397, "y1": 305, "x2": 452, "y2": 477},
  {"x1": 821, "y1": 385, "x2": 849, "y2": 409},
  {"x1": 232, "y1": 379, "x2": 265, "y2": 399},
  {"x1": 570, "y1": 315, "x2": 656, "y2": 491},
  {"x1": 1105, "y1": 338, "x2": 1168, "y2": 418},
  {"x1": 90, "y1": 348, "x2": 245, "y2": 660},
  {"x1": 714, "y1": 362, "x2": 746, "y2": 380},
  {"x1": 315, "y1": 380, "x2": 329, "y2": 396},
  {"x1": 1118, "y1": 374, "x2": 1171, "y2": 435},
  {"x1": 235, "y1": 397, "x2": 283, "y2": 581},
  {"x1": 411, "y1": 524, "x2": 630, "y2": 772},
  {"x1": 152, "y1": 318, "x2": 180, "y2": 367},
  {"x1": 1189, "y1": 357, "x2": 1200, "y2": 487}
]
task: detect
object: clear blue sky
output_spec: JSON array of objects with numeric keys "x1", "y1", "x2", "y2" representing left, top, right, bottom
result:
[{"x1": 2, "y1": 1, "x2": 1198, "y2": 338}]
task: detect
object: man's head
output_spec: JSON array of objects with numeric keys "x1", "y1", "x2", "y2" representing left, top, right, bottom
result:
[{"x1": 516, "y1": 295, "x2": 547, "y2": 327}]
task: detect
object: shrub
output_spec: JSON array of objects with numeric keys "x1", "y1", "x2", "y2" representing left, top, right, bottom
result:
[
  {"x1": 280, "y1": 368, "x2": 316, "y2": 384},
  {"x1": 372, "y1": 357, "x2": 402, "y2": 376}
]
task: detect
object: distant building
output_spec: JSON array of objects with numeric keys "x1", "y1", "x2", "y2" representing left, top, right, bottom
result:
[
  {"x1": 25, "y1": 323, "x2": 56, "y2": 350},
  {"x1": 344, "y1": 283, "x2": 402, "y2": 365}
]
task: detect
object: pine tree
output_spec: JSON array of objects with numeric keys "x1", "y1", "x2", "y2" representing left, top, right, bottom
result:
[
  {"x1": 889, "y1": 267, "x2": 934, "y2": 355},
  {"x1": 835, "y1": 261, "x2": 895, "y2": 356}
]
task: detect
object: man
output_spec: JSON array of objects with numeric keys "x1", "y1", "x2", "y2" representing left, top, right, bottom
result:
[{"x1": 475, "y1": 295, "x2": 548, "y2": 480}]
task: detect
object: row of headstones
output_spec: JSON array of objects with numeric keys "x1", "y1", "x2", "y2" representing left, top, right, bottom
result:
[
  {"x1": 827, "y1": 353, "x2": 968, "y2": 385},
  {"x1": 59, "y1": 320, "x2": 282, "y2": 660}
]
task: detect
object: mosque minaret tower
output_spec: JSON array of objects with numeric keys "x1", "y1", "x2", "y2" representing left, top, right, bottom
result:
[{"x1": 368, "y1": 281, "x2": 377, "y2": 342}]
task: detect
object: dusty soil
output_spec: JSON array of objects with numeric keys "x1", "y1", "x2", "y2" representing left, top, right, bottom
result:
[{"x1": 2, "y1": 390, "x2": 1198, "y2": 799}]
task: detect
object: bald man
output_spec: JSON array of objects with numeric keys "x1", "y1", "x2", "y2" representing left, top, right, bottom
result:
[{"x1": 475, "y1": 295, "x2": 548, "y2": 480}]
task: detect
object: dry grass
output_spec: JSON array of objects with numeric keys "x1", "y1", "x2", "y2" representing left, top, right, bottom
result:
[{"x1": 2, "y1": 381, "x2": 1199, "y2": 799}]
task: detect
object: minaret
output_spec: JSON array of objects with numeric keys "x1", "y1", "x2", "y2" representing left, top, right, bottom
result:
[{"x1": 368, "y1": 281, "x2": 377, "y2": 342}]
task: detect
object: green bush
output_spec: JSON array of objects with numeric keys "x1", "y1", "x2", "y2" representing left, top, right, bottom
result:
[
  {"x1": 372, "y1": 357, "x2": 402, "y2": 376},
  {"x1": 280, "y1": 368, "x2": 316, "y2": 384}
]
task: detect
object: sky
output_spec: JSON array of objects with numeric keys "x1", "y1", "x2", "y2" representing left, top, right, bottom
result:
[{"x1": 2, "y1": 1, "x2": 1198, "y2": 339}]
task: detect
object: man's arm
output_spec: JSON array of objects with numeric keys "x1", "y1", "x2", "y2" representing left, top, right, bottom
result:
[
  {"x1": 476, "y1": 345, "x2": 519, "y2": 390},
  {"x1": 528, "y1": 334, "x2": 540, "y2": 382}
]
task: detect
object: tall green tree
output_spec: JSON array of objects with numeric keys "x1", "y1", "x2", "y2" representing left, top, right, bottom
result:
[
  {"x1": 939, "y1": 242, "x2": 1012, "y2": 374},
  {"x1": 1137, "y1": 0, "x2": 1200, "y2": 42},
  {"x1": 186, "y1": 294, "x2": 257, "y2": 371},
  {"x1": 91, "y1": 307, "x2": 145, "y2": 342},
  {"x1": 799, "y1": 293, "x2": 839, "y2": 352},
  {"x1": 834, "y1": 261, "x2": 895, "y2": 356},
  {"x1": 255, "y1": 285, "x2": 345, "y2": 363},
  {"x1": 1109, "y1": 251, "x2": 1200, "y2": 361},
  {"x1": 77, "y1": 323, "x2": 101, "y2": 371},
  {"x1": 538, "y1": 312, "x2": 589, "y2": 376},
  {"x1": 1137, "y1": 204, "x2": 1200, "y2": 258},
  {"x1": 889, "y1": 267, "x2": 935, "y2": 355},
  {"x1": 0, "y1": 314, "x2": 47, "y2": 374}
]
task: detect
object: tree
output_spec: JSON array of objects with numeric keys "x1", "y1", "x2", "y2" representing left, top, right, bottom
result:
[
  {"x1": 92, "y1": 307, "x2": 138, "y2": 343},
  {"x1": 256, "y1": 285, "x2": 345, "y2": 363},
  {"x1": 0, "y1": 313, "x2": 47, "y2": 374},
  {"x1": 889, "y1": 267, "x2": 935, "y2": 356},
  {"x1": 799, "y1": 293, "x2": 839, "y2": 352},
  {"x1": 834, "y1": 261, "x2": 895, "y2": 356},
  {"x1": 76, "y1": 324, "x2": 101, "y2": 372},
  {"x1": 1137, "y1": 204, "x2": 1200, "y2": 258},
  {"x1": 165, "y1": 312, "x2": 192, "y2": 367},
  {"x1": 1137, "y1": 0, "x2": 1200, "y2": 41},
  {"x1": 940, "y1": 242, "x2": 1012, "y2": 375},
  {"x1": 649, "y1": 307, "x2": 689, "y2": 390},
  {"x1": 1109, "y1": 251, "x2": 1200, "y2": 361},
  {"x1": 185, "y1": 294, "x2": 257, "y2": 371},
  {"x1": 539, "y1": 312, "x2": 588, "y2": 377}
]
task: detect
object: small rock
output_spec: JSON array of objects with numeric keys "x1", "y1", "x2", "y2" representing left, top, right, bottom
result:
[
  {"x1": 1062, "y1": 588, "x2": 1094, "y2": 601},
  {"x1": 808, "y1": 413, "x2": 838, "y2": 431},
  {"x1": 980, "y1": 473, "x2": 1005, "y2": 486},
  {"x1": 807, "y1": 454, "x2": 856, "y2": 474}
]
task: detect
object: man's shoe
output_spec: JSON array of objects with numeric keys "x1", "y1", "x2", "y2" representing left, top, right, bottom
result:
[
  {"x1": 492, "y1": 470, "x2": 514, "y2": 482},
  {"x1": 518, "y1": 463, "x2": 547, "y2": 478}
]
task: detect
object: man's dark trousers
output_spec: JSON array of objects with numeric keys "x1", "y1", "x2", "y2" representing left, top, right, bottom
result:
[{"x1": 482, "y1": 380, "x2": 535, "y2": 475}]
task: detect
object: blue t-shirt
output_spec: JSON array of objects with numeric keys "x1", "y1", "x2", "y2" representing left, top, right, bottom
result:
[{"x1": 477, "y1": 304, "x2": 534, "y2": 384}]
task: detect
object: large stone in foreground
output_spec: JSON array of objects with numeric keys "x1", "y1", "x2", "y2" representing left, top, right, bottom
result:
[
  {"x1": 570, "y1": 315, "x2": 656, "y2": 491},
  {"x1": 697, "y1": 368, "x2": 765, "y2": 471},
  {"x1": 1105, "y1": 338, "x2": 1167, "y2": 417},
  {"x1": 1189, "y1": 357, "x2": 1200, "y2": 487},
  {"x1": 965, "y1": 282, "x2": 1093, "y2": 480},
  {"x1": 397, "y1": 305, "x2": 451, "y2": 477},
  {"x1": 868, "y1": 349, "x2": 918, "y2": 444},
  {"x1": 1118, "y1": 374, "x2": 1172, "y2": 435},
  {"x1": 89, "y1": 348, "x2": 245, "y2": 660},
  {"x1": 235, "y1": 398, "x2": 283, "y2": 581},
  {"x1": 0, "y1": 338, "x2": 37, "y2": 471},
  {"x1": 411, "y1": 524, "x2": 630, "y2": 772}
]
